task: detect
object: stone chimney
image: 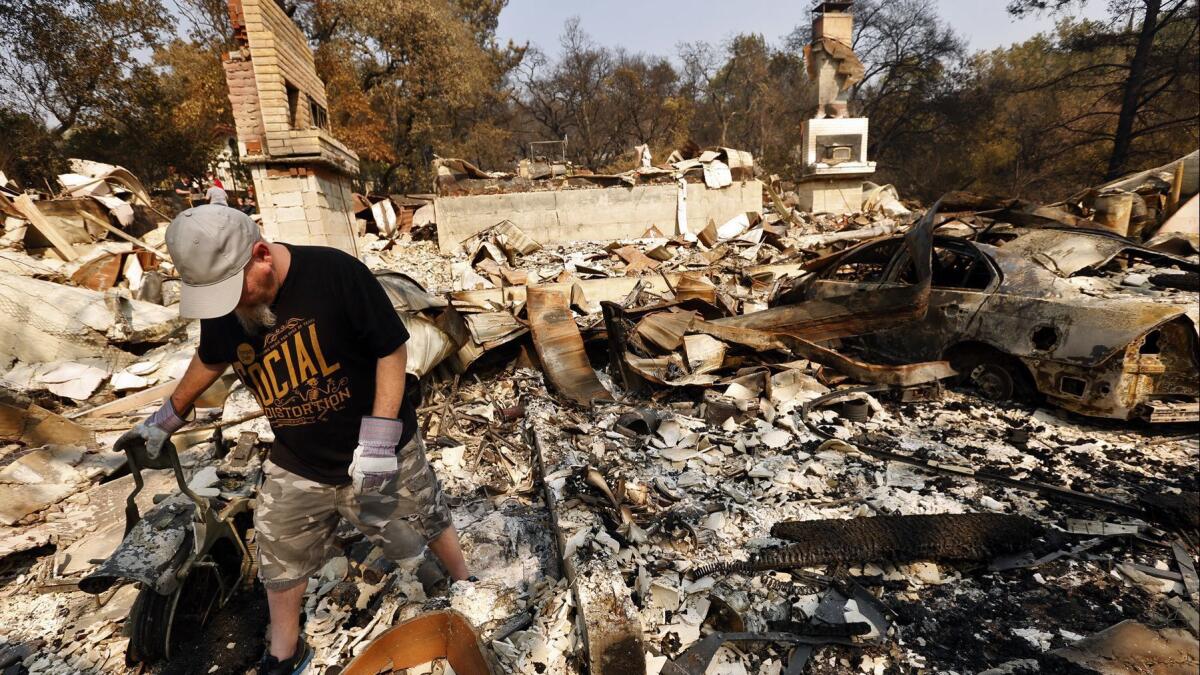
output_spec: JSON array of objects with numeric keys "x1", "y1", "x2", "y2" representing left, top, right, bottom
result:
[
  {"x1": 222, "y1": 0, "x2": 361, "y2": 256},
  {"x1": 797, "y1": 1, "x2": 876, "y2": 215}
]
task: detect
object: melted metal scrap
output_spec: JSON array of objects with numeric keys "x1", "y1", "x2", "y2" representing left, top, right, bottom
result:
[
  {"x1": 527, "y1": 287, "x2": 613, "y2": 406},
  {"x1": 79, "y1": 493, "x2": 194, "y2": 595},
  {"x1": 994, "y1": 228, "x2": 1198, "y2": 278},
  {"x1": 719, "y1": 196, "x2": 941, "y2": 341}
]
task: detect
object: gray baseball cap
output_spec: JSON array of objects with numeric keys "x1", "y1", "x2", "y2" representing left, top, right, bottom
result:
[{"x1": 165, "y1": 204, "x2": 262, "y2": 319}]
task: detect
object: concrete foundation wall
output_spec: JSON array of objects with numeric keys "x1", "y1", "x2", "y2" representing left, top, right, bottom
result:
[
  {"x1": 252, "y1": 165, "x2": 359, "y2": 256},
  {"x1": 434, "y1": 180, "x2": 763, "y2": 252},
  {"x1": 796, "y1": 177, "x2": 864, "y2": 215}
]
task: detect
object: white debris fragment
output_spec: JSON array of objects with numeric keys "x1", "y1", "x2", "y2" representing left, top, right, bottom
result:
[
  {"x1": 760, "y1": 428, "x2": 791, "y2": 449},
  {"x1": 649, "y1": 581, "x2": 681, "y2": 613},
  {"x1": 441, "y1": 444, "x2": 465, "y2": 469},
  {"x1": 979, "y1": 495, "x2": 1005, "y2": 511},
  {"x1": 645, "y1": 652, "x2": 668, "y2": 675},
  {"x1": 126, "y1": 360, "x2": 160, "y2": 375},
  {"x1": 844, "y1": 599, "x2": 881, "y2": 639},
  {"x1": 187, "y1": 466, "x2": 219, "y2": 490},
  {"x1": 110, "y1": 370, "x2": 149, "y2": 391},
  {"x1": 657, "y1": 419, "x2": 682, "y2": 446},
  {"x1": 1013, "y1": 627, "x2": 1054, "y2": 650},
  {"x1": 36, "y1": 362, "x2": 107, "y2": 400}
]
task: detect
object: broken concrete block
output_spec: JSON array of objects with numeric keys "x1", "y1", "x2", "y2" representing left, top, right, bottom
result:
[
  {"x1": 1050, "y1": 620, "x2": 1199, "y2": 673},
  {"x1": 0, "y1": 446, "x2": 86, "y2": 525}
]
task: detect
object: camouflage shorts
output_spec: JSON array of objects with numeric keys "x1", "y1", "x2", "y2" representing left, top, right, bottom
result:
[{"x1": 253, "y1": 434, "x2": 452, "y2": 590}]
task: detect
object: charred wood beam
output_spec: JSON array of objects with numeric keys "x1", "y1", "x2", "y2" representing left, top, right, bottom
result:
[
  {"x1": 695, "y1": 513, "x2": 1044, "y2": 577},
  {"x1": 600, "y1": 300, "x2": 650, "y2": 395}
]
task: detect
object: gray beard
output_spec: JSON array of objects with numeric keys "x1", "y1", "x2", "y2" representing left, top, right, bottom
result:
[{"x1": 234, "y1": 304, "x2": 277, "y2": 335}]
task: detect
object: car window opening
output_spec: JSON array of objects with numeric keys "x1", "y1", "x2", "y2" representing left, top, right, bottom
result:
[
  {"x1": 1139, "y1": 330, "x2": 1161, "y2": 355},
  {"x1": 931, "y1": 246, "x2": 992, "y2": 290},
  {"x1": 828, "y1": 240, "x2": 904, "y2": 284}
]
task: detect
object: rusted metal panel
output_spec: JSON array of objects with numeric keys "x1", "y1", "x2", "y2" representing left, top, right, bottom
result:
[
  {"x1": 692, "y1": 320, "x2": 953, "y2": 386},
  {"x1": 526, "y1": 287, "x2": 613, "y2": 406},
  {"x1": 70, "y1": 252, "x2": 124, "y2": 291},
  {"x1": 714, "y1": 199, "x2": 938, "y2": 340},
  {"x1": 343, "y1": 610, "x2": 494, "y2": 675},
  {"x1": 634, "y1": 310, "x2": 696, "y2": 352}
]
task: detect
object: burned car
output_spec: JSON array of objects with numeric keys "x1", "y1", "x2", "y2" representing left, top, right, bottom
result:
[{"x1": 794, "y1": 230, "x2": 1200, "y2": 423}]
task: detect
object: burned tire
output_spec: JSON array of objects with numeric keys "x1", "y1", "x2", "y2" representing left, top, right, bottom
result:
[
  {"x1": 968, "y1": 363, "x2": 1015, "y2": 401},
  {"x1": 946, "y1": 345, "x2": 1034, "y2": 403},
  {"x1": 126, "y1": 562, "x2": 223, "y2": 664},
  {"x1": 1150, "y1": 271, "x2": 1200, "y2": 292}
]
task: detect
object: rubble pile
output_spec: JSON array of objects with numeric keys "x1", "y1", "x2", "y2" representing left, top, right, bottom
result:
[
  {"x1": 433, "y1": 148, "x2": 756, "y2": 197},
  {"x1": 525, "y1": 384, "x2": 1197, "y2": 673},
  {"x1": 0, "y1": 148, "x2": 1196, "y2": 675}
]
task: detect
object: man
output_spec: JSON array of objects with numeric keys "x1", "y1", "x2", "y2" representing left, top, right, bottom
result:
[
  {"x1": 117, "y1": 204, "x2": 470, "y2": 674},
  {"x1": 205, "y1": 183, "x2": 228, "y2": 206},
  {"x1": 167, "y1": 168, "x2": 189, "y2": 212}
]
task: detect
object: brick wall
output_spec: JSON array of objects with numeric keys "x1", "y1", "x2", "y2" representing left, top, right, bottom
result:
[
  {"x1": 222, "y1": 56, "x2": 264, "y2": 157},
  {"x1": 236, "y1": 0, "x2": 327, "y2": 134},
  {"x1": 223, "y1": 0, "x2": 358, "y2": 170},
  {"x1": 225, "y1": 0, "x2": 360, "y2": 257}
]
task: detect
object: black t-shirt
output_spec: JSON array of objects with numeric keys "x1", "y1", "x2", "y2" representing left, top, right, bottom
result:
[{"x1": 198, "y1": 244, "x2": 417, "y2": 484}]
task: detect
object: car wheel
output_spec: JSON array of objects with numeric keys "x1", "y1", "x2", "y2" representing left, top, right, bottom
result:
[{"x1": 968, "y1": 362, "x2": 1016, "y2": 401}]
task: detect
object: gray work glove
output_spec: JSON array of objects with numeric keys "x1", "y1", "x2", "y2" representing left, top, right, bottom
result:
[
  {"x1": 349, "y1": 416, "x2": 403, "y2": 493},
  {"x1": 115, "y1": 398, "x2": 188, "y2": 460}
]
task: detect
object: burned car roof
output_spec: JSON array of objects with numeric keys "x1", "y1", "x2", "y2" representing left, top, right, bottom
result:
[
  {"x1": 989, "y1": 227, "x2": 1199, "y2": 277},
  {"x1": 808, "y1": 232, "x2": 1197, "y2": 368},
  {"x1": 962, "y1": 240, "x2": 1195, "y2": 366}
]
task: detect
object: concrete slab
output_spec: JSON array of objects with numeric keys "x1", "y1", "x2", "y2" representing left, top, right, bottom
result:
[{"x1": 435, "y1": 181, "x2": 763, "y2": 253}]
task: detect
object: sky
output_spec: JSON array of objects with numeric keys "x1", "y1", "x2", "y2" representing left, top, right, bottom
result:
[{"x1": 495, "y1": 0, "x2": 1112, "y2": 58}]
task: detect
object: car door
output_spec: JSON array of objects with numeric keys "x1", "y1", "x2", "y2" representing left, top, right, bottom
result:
[
  {"x1": 802, "y1": 237, "x2": 915, "y2": 351},
  {"x1": 829, "y1": 239, "x2": 998, "y2": 363},
  {"x1": 890, "y1": 239, "x2": 999, "y2": 360}
]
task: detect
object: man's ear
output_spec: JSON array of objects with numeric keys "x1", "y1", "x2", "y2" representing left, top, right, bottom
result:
[{"x1": 251, "y1": 240, "x2": 271, "y2": 262}]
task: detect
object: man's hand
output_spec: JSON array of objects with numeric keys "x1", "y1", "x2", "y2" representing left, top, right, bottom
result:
[
  {"x1": 115, "y1": 398, "x2": 188, "y2": 460},
  {"x1": 349, "y1": 416, "x2": 403, "y2": 493}
]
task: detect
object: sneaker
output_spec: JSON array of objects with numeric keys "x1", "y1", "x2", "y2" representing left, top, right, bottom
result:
[{"x1": 258, "y1": 638, "x2": 313, "y2": 675}]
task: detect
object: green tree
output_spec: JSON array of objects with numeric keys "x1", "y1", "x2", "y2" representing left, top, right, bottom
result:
[
  {"x1": 0, "y1": 0, "x2": 169, "y2": 136},
  {"x1": 0, "y1": 107, "x2": 67, "y2": 189},
  {"x1": 303, "y1": 0, "x2": 524, "y2": 192},
  {"x1": 63, "y1": 39, "x2": 232, "y2": 183},
  {"x1": 679, "y1": 34, "x2": 807, "y2": 170},
  {"x1": 1007, "y1": 0, "x2": 1199, "y2": 179}
]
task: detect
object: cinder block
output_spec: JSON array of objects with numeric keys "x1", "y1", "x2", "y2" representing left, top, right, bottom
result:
[
  {"x1": 795, "y1": 178, "x2": 864, "y2": 215},
  {"x1": 267, "y1": 191, "x2": 304, "y2": 208},
  {"x1": 274, "y1": 206, "x2": 305, "y2": 222}
]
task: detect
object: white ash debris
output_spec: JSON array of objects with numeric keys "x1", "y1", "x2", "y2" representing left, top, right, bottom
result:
[
  {"x1": 521, "y1": 380, "x2": 1195, "y2": 672},
  {"x1": 0, "y1": 170, "x2": 1197, "y2": 675},
  {"x1": 490, "y1": 578, "x2": 577, "y2": 675}
]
